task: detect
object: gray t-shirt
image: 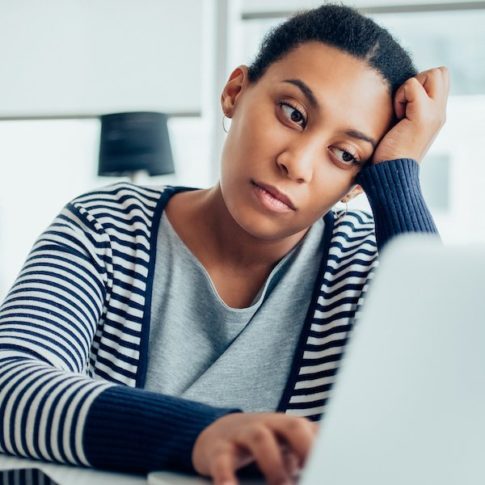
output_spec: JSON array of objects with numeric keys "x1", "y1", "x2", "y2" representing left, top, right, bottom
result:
[{"x1": 145, "y1": 211, "x2": 325, "y2": 411}]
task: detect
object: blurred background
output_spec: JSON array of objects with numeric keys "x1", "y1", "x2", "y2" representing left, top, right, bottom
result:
[{"x1": 0, "y1": 0, "x2": 484, "y2": 298}]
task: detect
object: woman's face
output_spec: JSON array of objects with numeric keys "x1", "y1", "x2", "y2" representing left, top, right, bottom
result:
[{"x1": 220, "y1": 41, "x2": 394, "y2": 241}]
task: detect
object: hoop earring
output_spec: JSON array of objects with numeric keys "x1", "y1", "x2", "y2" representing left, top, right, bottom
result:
[
  {"x1": 222, "y1": 115, "x2": 230, "y2": 133},
  {"x1": 337, "y1": 197, "x2": 349, "y2": 219}
]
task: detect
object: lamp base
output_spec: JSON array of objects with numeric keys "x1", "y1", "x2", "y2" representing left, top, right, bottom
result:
[{"x1": 129, "y1": 170, "x2": 149, "y2": 184}]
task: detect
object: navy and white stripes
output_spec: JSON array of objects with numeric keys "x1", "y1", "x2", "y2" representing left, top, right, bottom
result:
[
  {"x1": 282, "y1": 211, "x2": 378, "y2": 420},
  {"x1": 279, "y1": 157, "x2": 439, "y2": 421},
  {"x1": 72, "y1": 185, "x2": 164, "y2": 385},
  {"x1": 0, "y1": 183, "x2": 166, "y2": 466},
  {"x1": 0, "y1": 158, "x2": 438, "y2": 473}
]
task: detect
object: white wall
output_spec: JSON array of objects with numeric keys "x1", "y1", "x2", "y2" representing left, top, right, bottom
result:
[
  {"x1": 0, "y1": 0, "x2": 203, "y2": 116},
  {"x1": 0, "y1": 0, "x2": 215, "y2": 298}
]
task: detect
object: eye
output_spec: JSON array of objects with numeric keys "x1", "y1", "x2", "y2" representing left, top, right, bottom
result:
[
  {"x1": 329, "y1": 147, "x2": 361, "y2": 166},
  {"x1": 279, "y1": 102, "x2": 307, "y2": 128}
]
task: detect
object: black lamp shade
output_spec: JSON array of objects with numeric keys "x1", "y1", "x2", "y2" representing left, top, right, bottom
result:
[{"x1": 98, "y1": 112, "x2": 175, "y2": 176}]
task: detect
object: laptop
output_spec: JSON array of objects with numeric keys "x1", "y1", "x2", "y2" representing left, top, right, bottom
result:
[{"x1": 149, "y1": 234, "x2": 485, "y2": 485}]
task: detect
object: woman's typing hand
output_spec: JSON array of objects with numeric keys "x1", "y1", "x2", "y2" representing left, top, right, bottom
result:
[
  {"x1": 192, "y1": 412, "x2": 319, "y2": 485},
  {"x1": 372, "y1": 66, "x2": 450, "y2": 165}
]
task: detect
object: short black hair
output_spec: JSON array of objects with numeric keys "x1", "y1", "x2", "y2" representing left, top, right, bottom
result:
[{"x1": 248, "y1": 3, "x2": 417, "y2": 98}]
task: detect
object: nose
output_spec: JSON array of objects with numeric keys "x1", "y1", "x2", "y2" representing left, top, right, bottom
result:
[{"x1": 276, "y1": 139, "x2": 317, "y2": 183}]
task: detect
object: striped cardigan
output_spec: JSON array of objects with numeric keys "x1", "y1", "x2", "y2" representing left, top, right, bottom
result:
[{"x1": 0, "y1": 159, "x2": 437, "y2": 473}]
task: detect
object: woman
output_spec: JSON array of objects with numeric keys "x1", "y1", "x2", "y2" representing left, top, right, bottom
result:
[{"x1": 0, "y1": 4, "x2": 448, "y2": 484}]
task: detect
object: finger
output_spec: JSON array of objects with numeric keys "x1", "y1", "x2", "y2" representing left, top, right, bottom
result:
[
  {"x1": 236, "y1": 426, "x2": 290, "y2": 484},
  {"x1": 283, "y1": 450, "x2": 302, "y2": 479},
  {"x1": 393, "y1": 77, "x2": 429, "y2": 121},
  {"x1": 270, "y1": 416, "x2": 318, "y2": 468},
  {"x1": 394, "y1": 83, "x2": 407, "y2": 120},
  {"x1": 438, "y1": 66, "x2": 450, "y2": 94},
  {"x1": 415, "y1": 68, "x2": 447, "y2": 100},
  {"x1": 393, "y1": 78, "x2": 424, "y2": 120},
  {"x1": 210, "y1": 448, "x2": 239, "y2": 485}
]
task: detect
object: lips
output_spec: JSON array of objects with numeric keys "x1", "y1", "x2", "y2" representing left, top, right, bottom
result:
[{"x1": 251, "y1": 180, "x2": 296, "y2": 211}]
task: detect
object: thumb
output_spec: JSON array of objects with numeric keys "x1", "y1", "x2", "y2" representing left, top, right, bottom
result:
[{"x1": 394, "y1": 77, "x2": 428, "y2": 121}]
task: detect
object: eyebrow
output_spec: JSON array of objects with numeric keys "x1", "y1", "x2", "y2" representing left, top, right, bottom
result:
[{"x1": 282, "y1": 78, "x2": 378, "y2": 149}]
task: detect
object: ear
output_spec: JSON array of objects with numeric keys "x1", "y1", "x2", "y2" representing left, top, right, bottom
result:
[
  {"x1": 220, "y1": 66, "x2": 250, "y2": 118},
  {"x1": 342, "y1": 184, "x2": 363, "y2": 202}
]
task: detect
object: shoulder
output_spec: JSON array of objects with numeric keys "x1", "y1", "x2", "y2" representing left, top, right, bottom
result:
[
  {"x1": 332, "y1": 209, "x2": 374, "y2": 232},
  {"x1": 330, "y1": 209, "x2": 377, "y2": 252},
  {"x1": 56, "y1": 182, "x2": 177, "y2": 245},
  {"x1": 69, "y1": 182, "x2": 172, "y2": 216},
  {"x1": 65, "y1": 182, "x2": 178, "y2": 230}
]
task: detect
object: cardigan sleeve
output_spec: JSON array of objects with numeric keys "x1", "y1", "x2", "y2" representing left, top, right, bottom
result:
[
  {"x1": 355, "y1": 158, "x2": 439, "y2": 250},
  {"x1": 0, "y1": 201, "x2": 239, "y2": 474}
]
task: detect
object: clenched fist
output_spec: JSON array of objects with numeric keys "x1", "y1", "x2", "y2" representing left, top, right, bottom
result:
[{"x1": 372, "y1": 66, "x2": 450, "y2": 164}]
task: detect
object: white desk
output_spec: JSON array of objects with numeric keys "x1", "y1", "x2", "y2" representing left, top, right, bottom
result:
[
  {"x1": 0, "y1": 453, "x2": 147, "y2": 484},
  {"x1": 0, "y1": 454, "x2": 264, "y2": 485}
]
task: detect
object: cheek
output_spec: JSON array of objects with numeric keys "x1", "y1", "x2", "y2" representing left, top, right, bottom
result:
[
  {"x1": 238, "y1": 102, "x2": 285, "y2": 152},
  {"x1": 314, "y1": 160, "x2": 356, "y2": 193},
  {"x1": 222, "y1": 113, "x2": 283, "y2": 184},
  {"x1": 306, "y1": 164, "x2": 358, "y2": 213}
]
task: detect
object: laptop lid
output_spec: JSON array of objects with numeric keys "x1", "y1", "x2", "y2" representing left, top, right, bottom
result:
[{"x1": 301, "y1": 235, "x2": 485, "y2": 485}]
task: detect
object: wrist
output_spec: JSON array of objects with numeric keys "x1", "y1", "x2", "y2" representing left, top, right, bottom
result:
[
  {"x1": 372, "y1": 154, "x2": 421, "y2": 165},
  {"x1": 192, "y1": 412, "x2": 242, "y2": 475},
  {"x1": 192, "y1": 420, "x2": 213, "y2": 475}
]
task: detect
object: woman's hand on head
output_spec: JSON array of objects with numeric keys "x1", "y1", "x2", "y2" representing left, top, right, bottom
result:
[
  {"x1": 372, "y1": 66, "x2": 450, "y2": 165},
  {"x1": 192, "y1": 412, "x2": 319, "y2": 485}
]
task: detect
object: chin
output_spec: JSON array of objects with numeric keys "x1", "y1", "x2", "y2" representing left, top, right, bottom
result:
[
  {"x1": 230, "y1": 206, "x2": 299, "y2": 241},
  {"x1": 221, "y1": 180, "x2": 302, "y2": 241}
]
